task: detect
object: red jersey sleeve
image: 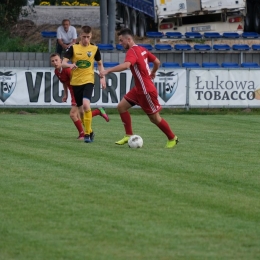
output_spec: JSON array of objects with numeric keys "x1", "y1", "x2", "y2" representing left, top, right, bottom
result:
[
  {"x1": 147, "y1": 51, "x2": 156, "y2": 63},
  {"x1": 125, "y1": 48, "x2": 138, "y2": 65},
  {"x1": 126, "y1": 47, "x2": 156, "y2": 65}
]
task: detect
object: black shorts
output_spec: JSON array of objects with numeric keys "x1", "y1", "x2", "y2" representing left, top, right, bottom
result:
[{"x1": 72, "y1": 83, "x2": 94, "y2": 107}]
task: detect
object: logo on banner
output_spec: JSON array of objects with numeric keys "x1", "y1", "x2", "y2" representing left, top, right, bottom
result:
[
  {"x1": 254, "y1": 89, "x2": 260, "y2": 100},
  {"x1": 0, "y1": 71, "x2": 17, "y2": 102},
  {"x1": 154, "y1": 71, "x2": 178, "y2": 102}
]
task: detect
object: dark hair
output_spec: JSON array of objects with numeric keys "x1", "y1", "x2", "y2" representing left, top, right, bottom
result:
[
  {"x1": 117, "y1": 28, "x2": 133, "y2": 37},
  {"x1": 62, "y1": 19, "x2": 70, "y2": 25},
  {"x1": 81, "y1": 25, "x2": 92, "y2": 34},
  {"x1": 50, "y1": 53, "x2": 61, "y2": 59}
]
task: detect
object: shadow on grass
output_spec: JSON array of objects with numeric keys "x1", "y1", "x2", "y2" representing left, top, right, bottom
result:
[{"x1": 1, "y1": 107, "x2": 260, "y2": 115}]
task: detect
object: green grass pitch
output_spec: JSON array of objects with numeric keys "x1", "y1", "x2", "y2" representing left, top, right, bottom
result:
[{"x1": 0, "y1": 111, "x2": 260, "y2": 259}]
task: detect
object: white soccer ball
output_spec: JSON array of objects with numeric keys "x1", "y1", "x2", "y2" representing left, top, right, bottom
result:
[{"x1": 128, "y1": 135, "x2": 143, "y2": 148}]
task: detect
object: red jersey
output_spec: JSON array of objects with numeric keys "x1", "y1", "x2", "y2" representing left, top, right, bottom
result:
[
  {"x1": 125, "y1": 45, "x2": 156, "y2": 94},
  {"x1": 54, "y1": 67, "x2": 71, "y2": 86},
  {"x1": 54, "y1": 67, "x2": 76, "y2": 106}
]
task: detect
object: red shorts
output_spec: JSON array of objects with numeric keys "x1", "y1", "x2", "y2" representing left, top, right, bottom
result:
[
  {"x1": 124, "y1": 87, "x2": 162, "y2": 115},
  {"x1": 68, "y1": 86, "x2": 77, "y2": 106}
]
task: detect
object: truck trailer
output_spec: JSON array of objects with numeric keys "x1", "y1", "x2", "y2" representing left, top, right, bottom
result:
[{"x1": 116, "y1": 0, "x2": 247, "y2": 36}]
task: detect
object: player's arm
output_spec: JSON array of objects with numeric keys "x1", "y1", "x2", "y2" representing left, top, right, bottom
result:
[
  {"x1": 96, "y1": 60, "x2": 106, "y2": 89},
  {"x1": 62, "y1": 83, "x2": 68, "y2": 103},
  {"x1": 100, "y1": 61, "x2": 131, "y2": 77},
  {"x1": 147, "y1": 50, "x2": 160, "y2": 79},
  {"x1": 62, "y1": 46, "x2": 77, "y2": 70},
  {"x1": 94, "y1": 48, "x2": 107, "y2": 89},
  {"x1": 150, "y1": 58, "x2": 160, "y2": 79}
]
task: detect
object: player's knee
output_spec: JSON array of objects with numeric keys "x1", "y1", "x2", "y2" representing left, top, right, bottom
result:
[
  {"x1": 70, "y1": 111, "x2": 77, "y2": 121},
  {"x1": 149, "y1": 117, "x2": 157, "y2": 124},
  {"x1": 117, "y1": 102, "x2": 128, "y2": 113},
  {"x1": 149, "y1": 114, "x2": 161, "y2": 125}
]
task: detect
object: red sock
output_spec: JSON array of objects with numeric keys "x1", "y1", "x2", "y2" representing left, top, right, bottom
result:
[
  {"x1": 157, "y1": 118, "x2": 175, "y2": 140},
  {"x1": 92, "y1": 109, "x2": 100, "y2": 117},
  {"x1": 120, "y1": 111, "x2": 133, "y2": 135},
  {"x1": 74, "y1": 120, "x2": 84, "y2": 136}
]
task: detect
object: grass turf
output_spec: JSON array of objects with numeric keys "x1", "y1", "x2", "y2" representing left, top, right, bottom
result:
[{"x1": 0, "y1": 112, "x2": 259, "y2": 259}]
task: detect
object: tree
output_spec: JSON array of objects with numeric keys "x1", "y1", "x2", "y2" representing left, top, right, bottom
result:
[{"x1": 0, "y1": 0, "x2": 27, "y2": 27}]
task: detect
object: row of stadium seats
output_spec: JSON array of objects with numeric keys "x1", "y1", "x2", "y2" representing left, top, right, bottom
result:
[
  {"x1": 41, "y1": 31, "x2": 260, "y2": 53},
  {"x1": 109, "y1": 43, "x2": 260, "y2": 51},
  {"x1": 146, "y1": 31, "x2": 260, "y2": 40},
  {"x1": 41, "y1": 31, "x2": 260, "y2": 41},
  {"x1": 100, "y1": 62, "x2": 260, "y2": 68}
]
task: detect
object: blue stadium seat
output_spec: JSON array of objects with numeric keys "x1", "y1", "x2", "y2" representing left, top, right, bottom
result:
[
  {"x1": 165, "y1": 32, "x2": 183, "y2": 38},
  {"x1": 242, "y1": 32, "x2": 259, "y2": 38},
  {"x1": 203, "y1": 32, "x2": 222, "y2": 39},
  {"x1": 149, "y1": 62, "x2": 154, "y2": 68},
  {"x1": 182, "y1": 62, "x2": 200, "y2": 68},
  {"x1": 41, "y1": 31, "x2": 57, "y2": 52},
  {"x1": 202, "y1": 62, "x2": 220, "y2": 68},
  {"x1": 174, "y1": 44, "x2": 192, "y2": 63},
  {"x1": 41, "y1": 31, "x2": 57, "y2": 38},
  {"x1": 251, "y1": 44, "x2": 260, "y2": 50},
  {"x1": 222, "y1": 32, "x2": 240, "y2": 38},
  {"x1": 221, "y1": 62, "x2": 240, "y2": 68},
  {"x1": 146, "y1": 31, "x2": 164, "y2": 44},
  {"x1": 96, "y1": 44, "x2": 114, "y2": 51},
  {"x1": 154, "y1": 44, "x2": 173, "y2": 51},
  {"x1": 241, "y1": 62, "x2": 260, "y2": 68},
  {"x1": 185, "y1": 32, "x2": 202, "y2": 38},
  {"x1": 138, "y1": 43, "x2": 153, "y2": 50},
  {"x1": 162, "y1": 62, "x2": 181, "y2": 68},
  {"x1": 174, "y1": 44, "x2": 192, "y2": 51},
  {"x1": 103, "y1": 62, "x2": 120, "y2": 67},
  {"x1": 146, "y1": 31, "x2": 164, "y2": 38},
  {"x1": 232, "y1": 44, "x2": 250, "y2": 51},
  {"x1": 116, "y1": 44, "x2": 124, "y2": 51},
  {"x1": 213, "y1": 44, "x2": 231, "y2": 51},
  {"x1": 194, "y1": 44, "x2": 211, "y2": 51}
]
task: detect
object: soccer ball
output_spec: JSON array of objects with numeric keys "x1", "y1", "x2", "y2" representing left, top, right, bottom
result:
[{"x1": 128, "y1": 135, "x2": 143, "y2": 148}]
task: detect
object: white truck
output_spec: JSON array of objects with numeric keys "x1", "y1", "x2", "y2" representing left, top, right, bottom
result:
[{"x1": 116, "y1": 0, "x2": 247, "y2": 36}]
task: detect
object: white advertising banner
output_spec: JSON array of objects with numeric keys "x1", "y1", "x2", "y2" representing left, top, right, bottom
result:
[
  {"x1": 189, "y1": 69, "x2": 260, "y2": 107},
  {"x1": 0, "y1": 67, "x2": 186, "y2": 107}
]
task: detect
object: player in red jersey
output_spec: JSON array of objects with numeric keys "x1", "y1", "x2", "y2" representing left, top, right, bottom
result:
[
  {"x1": 50, "y1": 53, "x2": 109, "y2": 140},
  {"x1": 100, "y1": 28, "x2": 178, "y2": 148}
]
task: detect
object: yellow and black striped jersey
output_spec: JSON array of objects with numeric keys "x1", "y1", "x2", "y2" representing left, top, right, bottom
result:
[{"x1": 64, "y1": 43, "x2": 101, "y2": 86}]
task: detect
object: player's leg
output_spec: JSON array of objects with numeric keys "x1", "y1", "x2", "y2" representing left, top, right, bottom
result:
[
  {"x1": 78, "y1": 105, "x2": 84, "y2": 128},
  {"x1": 148, "y1": 112, "x2": 178, "y2": 148},
  {"x1": 70, "y1": 106, "x2": 84, "y2": 139},
  {"x1": 92, "y1": 107, "x2": 109, "y2": 122},
  {"x1": 115, "y1": 92, "x2": 135, "y2": 145},
  {"x1": 82, "y1": 83, "x2": 95, "y2": 143},
  {"x1": 68, "y1": 86, "x2": 84, "y2": 139},
  {"x1": 78, "y1": 105, "x2": 84, "y2": 122},
  {"x1": 141, "y1": 90, "x2": 178, "y2": 148}
]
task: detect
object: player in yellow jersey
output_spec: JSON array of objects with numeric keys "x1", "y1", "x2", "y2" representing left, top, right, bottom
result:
[{"x1": 62, "y1": 26, "x2": 106, "y2": 143}]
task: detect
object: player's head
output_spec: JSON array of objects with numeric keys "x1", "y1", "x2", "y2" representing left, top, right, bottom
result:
[
  {"x1": 117, "y1": 28, "x2": 134, "y2": 50},
  {"x1": 50, "y1": 53, "x2": 62, "y2": 69},
  {"x1": 62, "y1": 19, "x2": 71, "y2": 32},
  {"x1": 80, "y1": 25, "x2": 92, "y2": 46}
]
